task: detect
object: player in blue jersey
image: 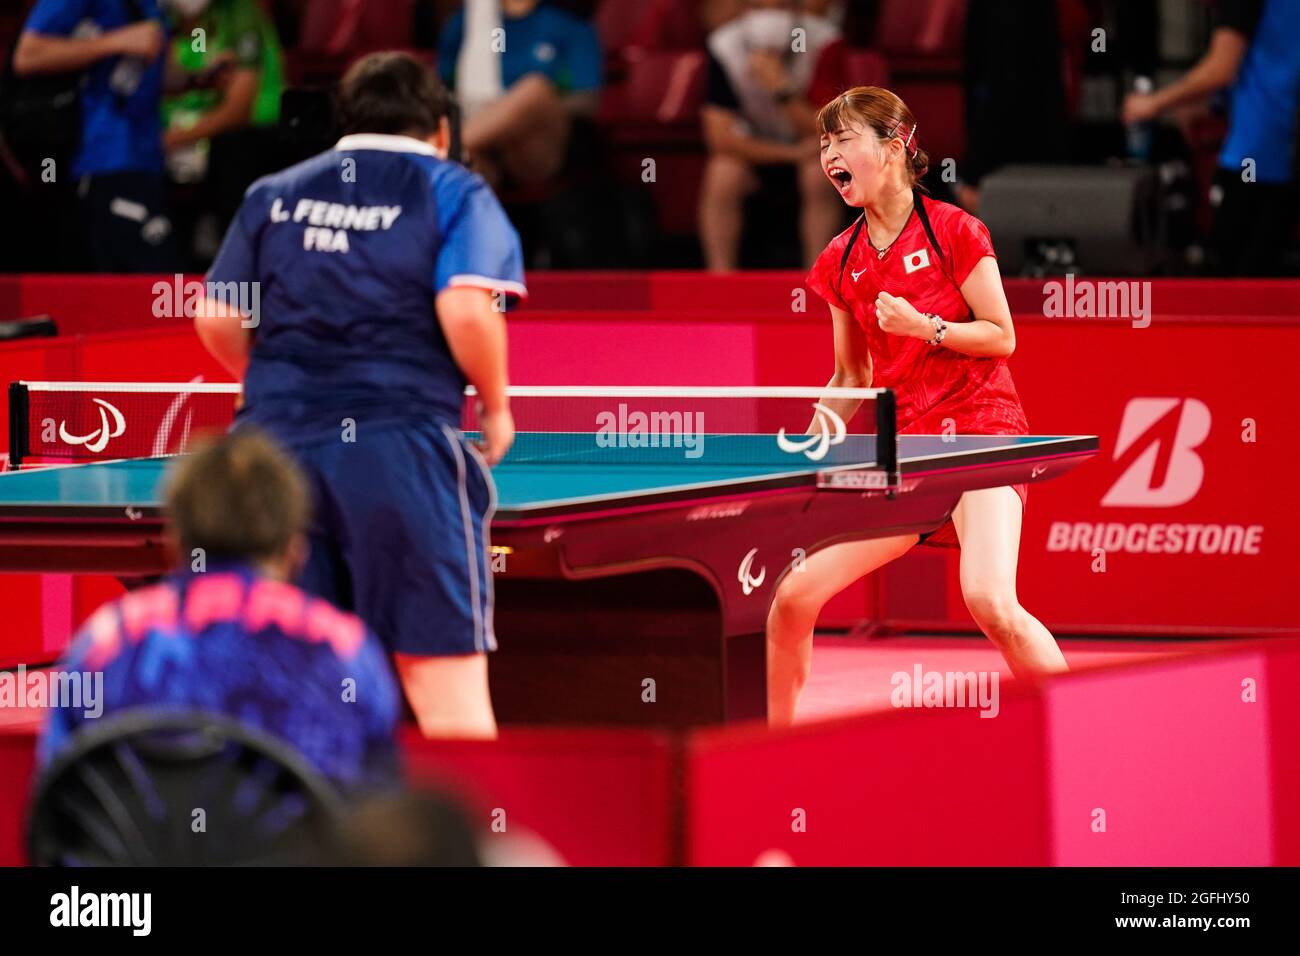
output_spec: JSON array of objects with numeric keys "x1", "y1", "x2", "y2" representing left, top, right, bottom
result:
[
  {"x1": 38, "y1": 431, "x2": 401, "y2": 791},
  {"x1": 195, "y1": 52, "x2": 524, "y2": 738}
]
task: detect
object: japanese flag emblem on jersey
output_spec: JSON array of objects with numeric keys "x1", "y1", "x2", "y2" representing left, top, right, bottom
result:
[{"x1": 903, "y1": 248, "x2": 930, "y2": 273}]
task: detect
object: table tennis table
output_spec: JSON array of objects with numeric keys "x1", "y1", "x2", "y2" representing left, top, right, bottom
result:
[{"x1": 0, "y1": 427, "x2": 1097, "y2": 726}]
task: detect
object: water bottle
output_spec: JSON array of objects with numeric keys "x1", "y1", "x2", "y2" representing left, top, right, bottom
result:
[
  {"x1": 1126, "y1": 75, "x2": 1155, "y2": 161},
  {"x1": 109, "y1": 55, "x2": 145, "y2": 98}
]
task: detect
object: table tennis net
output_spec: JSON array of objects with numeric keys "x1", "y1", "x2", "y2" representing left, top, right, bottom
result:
[
  {"x1": 5, "y1": 382, "x2": 896, "y2": 471},
  {"x1": 460, "y1": 388, "x2": 895, "y2": 467},
  {"x1": 7, "y1": 382, "x2": 241, "y2": 467}
]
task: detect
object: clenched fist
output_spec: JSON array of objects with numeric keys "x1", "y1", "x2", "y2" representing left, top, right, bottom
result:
[{"x1": 874, "y1": 291, "x2": 931, "y2": 340}]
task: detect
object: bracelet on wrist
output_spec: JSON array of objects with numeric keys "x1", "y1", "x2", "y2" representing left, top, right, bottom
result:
[{"x1": 924, "y1": 313, "x2": 947, "y2": 346}]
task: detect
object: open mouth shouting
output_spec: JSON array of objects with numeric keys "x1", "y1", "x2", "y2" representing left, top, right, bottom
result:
[{"x1": 827, "y1": 164, "x2": 854, "y2": 195}]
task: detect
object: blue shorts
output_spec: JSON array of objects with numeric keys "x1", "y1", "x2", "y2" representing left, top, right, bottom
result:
[{"x1": 286, "y1": 421, "x2": 497, "y2": 657}]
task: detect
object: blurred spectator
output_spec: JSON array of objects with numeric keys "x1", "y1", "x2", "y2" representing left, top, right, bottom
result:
[
  {"x1": 161, "y1": 0, "x2": 287, "y2": 260},
  {"x1": 806, "y1": 2, "x2": 877, "y2": 115},
  {"x1": 702, "y1": 0, "x2": 748, "y2": 32},
  {"x1": 1122, "y1": 0, "x2": 1300, "y2": 275},
  {"x1": 698, "y1": 0, "x2": 841, "y2": 271},
  {"x1": 956, "y1": 0, "x2": 1072, "y2": 214},
  {"x1": 438, "y1": 0, "x2": 601, "y2": 189},
  {"x1": 38, "y1": 429, "x2": 402, "y2": 793},
  {"x1": 12, "y1": 0, "x2": 179, "y2": 272}
]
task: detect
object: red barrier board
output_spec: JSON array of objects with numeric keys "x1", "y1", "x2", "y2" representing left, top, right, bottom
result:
[{"x1": 3, "y1": 639, "x2": 1298, "y2": 866}]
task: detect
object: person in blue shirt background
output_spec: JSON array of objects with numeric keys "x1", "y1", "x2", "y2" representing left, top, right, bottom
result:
[
  {"x1": 1123, "y1": 0, "x2": 1300, "y2": 275},
  {"x1": 438, "y1": 0, "x2": 601, "y2": 189},
  {"x1": 196, "y1": 51, "x2": 524, "y2": 739},
  {"x1": 13, "y1": 0, "x2": 180, "y2": 272},
  {"x1": 39, "y1": 429, "x2": 401, "y2": 792}
]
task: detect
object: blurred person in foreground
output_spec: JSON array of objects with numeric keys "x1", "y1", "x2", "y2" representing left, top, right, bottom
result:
[
  {"x1": 1122, "y1": 0, "x2": 1300, "y2": 275},
  {"x1": 160, "y1": 0, "x2": 286, "y2": 256},
  {"x1": 195, "y1": 52, "x2": 524, "y2": 739},
  {"x1": 699, "y1": 0, "x2": 842, "y2": 271},
  {"x1": 438, "y1": 0, "x2": 601, "y2": 189},
  {"x1": 38, "y1": 430, "x2": 401, "y2": 792},
  {"x1": 12, "y1": 0, "x2": 179, "y2": 272}
]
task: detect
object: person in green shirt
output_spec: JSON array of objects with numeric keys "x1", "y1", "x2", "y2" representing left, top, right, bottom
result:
[
  {"x1": 160, "y1": 0, "x2": 285, "y2": 262},
  {"x1": 163, "y1": 0, "x2": 283, "y2": 157}
]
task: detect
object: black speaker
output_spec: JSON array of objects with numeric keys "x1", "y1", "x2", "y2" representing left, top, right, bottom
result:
[{"x1": 979, "y1": 164, "x2": 1164, "y2": 276}]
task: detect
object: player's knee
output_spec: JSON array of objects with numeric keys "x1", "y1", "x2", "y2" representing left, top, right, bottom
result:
[
  {"x1": 768, "y1": 578, "x2": 822, "y2": 635},
  {"x1": 963, "y1": 588, "x2": 1021, "y2": 637}
]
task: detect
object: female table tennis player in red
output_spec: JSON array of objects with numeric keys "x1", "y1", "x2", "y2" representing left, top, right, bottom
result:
[{"x1": 767, "y1": 86, "x2": 1069, "y2": 726}]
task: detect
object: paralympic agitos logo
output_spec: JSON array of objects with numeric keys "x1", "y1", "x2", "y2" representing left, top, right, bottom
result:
[
  {"x1": 776, "y1": 402, "x2": 846, "y2": 462},
  {"x1": 58, "y1": 398, "x2": 126, "y2": 454},
  {"x1": 49, "y1": 386, "x2": 201, "y2": 457}
]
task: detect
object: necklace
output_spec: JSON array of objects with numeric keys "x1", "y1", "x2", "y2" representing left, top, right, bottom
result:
[{"x1": 866, "y1": 210, "x2": 914, "y2": 259}]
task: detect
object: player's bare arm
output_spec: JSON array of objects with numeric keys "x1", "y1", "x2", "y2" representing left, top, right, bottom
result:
[
  {"x1": 194, "y1": 295, "x2": 254, "y2": 379},
  {"x1": 874, "y1": 258, "x2": 1015, "y2": 358},
  {"x1": 436, "y1": 286, "x2": 514, "y2": 465}
]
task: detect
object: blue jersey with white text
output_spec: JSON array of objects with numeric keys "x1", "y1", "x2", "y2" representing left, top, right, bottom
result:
[{"x1": 207, "y1": 134, "x2": 526, "y2": 445}]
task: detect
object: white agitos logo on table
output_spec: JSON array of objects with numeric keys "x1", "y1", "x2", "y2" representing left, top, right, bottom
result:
[
  {"x1": 58, "y1": 398, "x2": 125, "y2": 454},
  {"x1": 776, "y1": 402, "x2": 846, "y2": 462},
  {"x1": 738, "y1": 548, "x2": 766, "y2": 595}
]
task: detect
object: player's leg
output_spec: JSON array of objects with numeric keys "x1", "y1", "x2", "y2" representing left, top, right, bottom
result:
[
  {"x1": 951, "y1": 486, "x2": 1069, "y2": 677},
  {"x1": 293, "y1": 424, "x2": 500, "y2": 738},
  {"x1": 798, "y1": 154, "x2": 843, "y2": 268},
  {"x1": 767, "y1": 534, "x2": 919, "y2": 726},
  {"x1": 392, "y1": 653, "x2": 496, "y2": 739},
  {"x1": 699, "y1": 153, "x2": 759, "y2": 272}
]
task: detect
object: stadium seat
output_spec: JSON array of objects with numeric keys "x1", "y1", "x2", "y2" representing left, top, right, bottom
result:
[
  {"x1": 616, "y1": 49, "x2": 707, "y2": 126},
  {"x1": 298, "y1": 0, "x2": 414, "y2": 56},
  {"x1": 842, "y1": 49, "x2": 890, "y2": 89},
  {"x1": 624, "y1": 0, "x2": 707, "y2": 53},
  {"x1": 875, "y1": 0, "x2": 967, "y2": 74},
  {"x1": 893, "y1": 79, "x2": 965, "y2": 167},
  {"x1": 597, "y1": 49, "x2": 708, "y2": 239}
]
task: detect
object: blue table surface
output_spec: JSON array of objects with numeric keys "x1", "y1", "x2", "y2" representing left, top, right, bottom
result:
[{"x1": 0, "y1": 433, "x2": 1075, "y2": 512}]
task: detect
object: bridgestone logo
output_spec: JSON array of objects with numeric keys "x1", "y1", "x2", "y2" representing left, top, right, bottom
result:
[{"x1": 1047, "y1": 521, "x2": 1263, "y2": 555}]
